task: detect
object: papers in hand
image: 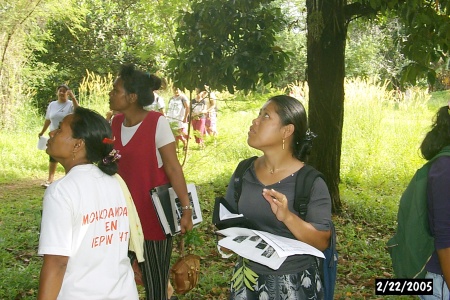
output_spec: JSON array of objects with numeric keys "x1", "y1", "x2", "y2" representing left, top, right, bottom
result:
[{"x1": 217, "y1": 227, "x2": 324, "y2": 270}]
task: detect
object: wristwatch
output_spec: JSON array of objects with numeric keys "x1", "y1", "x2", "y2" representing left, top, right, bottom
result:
[{"x1": 181, "y1": 205, "x2": 193, "y2": 211}]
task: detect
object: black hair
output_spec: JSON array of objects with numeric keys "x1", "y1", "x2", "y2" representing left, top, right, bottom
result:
[
  {"x1": 56, "y1": 84, "x2": 70, "y2": 92},
  {"x1": 268, "y1": 95, "x2": 313, "y2": 162},
  {"x1": 118, "y1": 64, "x2": 162, "y2": 107},
  {"x1": 70, "y1": 107, "x2": 118, "y2": 175},
  {"x1": 420, "y1": 105, "x2": 450, "y2": 160}
]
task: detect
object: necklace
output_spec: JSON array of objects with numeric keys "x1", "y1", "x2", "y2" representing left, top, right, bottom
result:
[{"x1": 267, "y1": 166, "x2": 286, "y2": 174}]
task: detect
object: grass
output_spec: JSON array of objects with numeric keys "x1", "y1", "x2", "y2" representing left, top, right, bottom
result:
[{"x1": 0, "y1": 80, "x2": 449, "y2": 299}]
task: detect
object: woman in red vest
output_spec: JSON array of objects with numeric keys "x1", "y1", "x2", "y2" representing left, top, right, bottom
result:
[{"x1": 109, "y1": 64, "x2": 193, "y2": 300}]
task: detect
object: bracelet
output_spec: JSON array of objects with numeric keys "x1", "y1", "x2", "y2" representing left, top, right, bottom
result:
[{"x1": 181, "y1": 205, "x2": 193, "y2": 210}]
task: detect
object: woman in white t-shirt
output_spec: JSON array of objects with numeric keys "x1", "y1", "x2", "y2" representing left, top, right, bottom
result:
[
  {"x1": 37, "y1": 107, "x2": 139, "y2": 300},
  {"x1": 166, "y1": 86, "x2": 189, "y2": 150},
  {"x1": 38, "y1": 84, "x2": 79, "y2": 188}
]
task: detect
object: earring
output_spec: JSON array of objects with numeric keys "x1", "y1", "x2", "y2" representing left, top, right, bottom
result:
[
  {"x1": 72, "y1": 151, "x2": 76, "y2": 161},
  {"x1": 282, "y1": 139, "x2": 285, "y2": 150}
]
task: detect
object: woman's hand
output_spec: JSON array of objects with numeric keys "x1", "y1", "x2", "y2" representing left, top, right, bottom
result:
[
  {"x1": 179, "y1": 209, "x2": 194, "y2": 234},
  {"x1": 67, "y1": 90, "x2": 75, "y2": 99},
  {"x1": 262, "y1": 188, "x2": 293, "y2": 223}
]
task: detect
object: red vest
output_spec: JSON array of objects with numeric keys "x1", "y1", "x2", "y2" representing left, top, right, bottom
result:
[{"x1": 111, "y1": 112, "x2": 169, "y2": 240}]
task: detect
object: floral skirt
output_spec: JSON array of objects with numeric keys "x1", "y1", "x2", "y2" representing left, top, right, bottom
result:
[{"x1": 229, "y1": 258, "x2": 323, "y2": 300}]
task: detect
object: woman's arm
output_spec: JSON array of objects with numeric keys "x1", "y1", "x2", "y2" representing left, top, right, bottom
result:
[
  {"x1": 437, "y1": 248, "x2": 450, "y2": 288},
  {"x1": 182, "y1": 99, "x2": 189, "y2": 123},
  {"x1": 67, "y1": 90, "x2": 79, "y2": 109},
  {"x1": 262, "y1": 188, "x2": 331, "y2": 251},
  {"x1": 159, "y1": 142, "x2": 193, "y2": 234},
  {"x1": 207, "y1": 98, "x2": 216, "y2": 113},
  {"x1": 39, "y1": 119, "x2": 51, "y2": 137},
  {"x1": 37, "y1": 254, "x2": 69, "y2": 300}
]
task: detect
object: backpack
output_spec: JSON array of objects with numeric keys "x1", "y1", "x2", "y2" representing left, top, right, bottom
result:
[
  {"x1": 387, "y1": 147, "x2": 450, "y2": 278},
  {"x1": 232, "y1": 156, "x2": 337, "y2": 300}
]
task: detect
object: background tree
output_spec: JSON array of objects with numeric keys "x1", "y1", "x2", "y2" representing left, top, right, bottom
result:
[
  {"x1": 307, "y1": 0, "x2": 450, "y2": 211},
  {"x1": 0, "y1": 0, "x2": 83, "y2": 128},
  {"x1": 168, "y1": 0, "x2": 290, "y2": 92},
  {"x1": 33, "y1": 0, "x2": 177, "y2": 111}
]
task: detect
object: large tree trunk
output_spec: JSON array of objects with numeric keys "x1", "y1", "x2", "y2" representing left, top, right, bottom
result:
[{"x1": 306, "y1": 0, "x2": 347, "y2": 213}]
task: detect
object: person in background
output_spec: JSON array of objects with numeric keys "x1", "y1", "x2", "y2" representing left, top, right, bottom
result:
[
  {"x1": 38, "y1": 84, "x2": 79, "y2": 188},
  {"x1": 191, "y1": 88, "x2": 208, "y2": 149},
  {"x1": 109, "y1": 64, "x2": 193, "y2": 300},
  {"x1": 222, "y1": 95, "x2": 331, "y2": 299},
  {"x1": 205, "y1": 84, "x2": 218, "y2": 137},
  {"x1": 166, "y1": 86, "x2": 189, "y2": 151},
  {"x1": 419, "y1": 103, "x2": 450, "y2": 300},
  {"x1": 37, "y1": 107, "x2": 138, "y2": 300},
  {"x1": 145, "y1": 89, "x2": 165, "y2": 115},
  {"x1": 105, "y1": 110, "x2": 119, "y2": 124}
]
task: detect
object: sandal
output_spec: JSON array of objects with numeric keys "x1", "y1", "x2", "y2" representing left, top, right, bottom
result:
[{"x1": 41, "y1": 181, "x2": 52, "y2": 188}]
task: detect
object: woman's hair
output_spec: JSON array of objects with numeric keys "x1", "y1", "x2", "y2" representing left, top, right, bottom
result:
[
  {"x1": 269, "y1": 95, "x2": 314, "y2": 162},
  {"x1": 118, "y1": 64, "x2": 162, "y2": 107},
  {"x1": 56, "y1": 84, "x2": 70, "y2": 93},
  {"x1": 70, "y1": 107, "x2": 118, "y2": 175},
  {"x1": 420, "y1": 105, "x2": 450, "y2": 160}
]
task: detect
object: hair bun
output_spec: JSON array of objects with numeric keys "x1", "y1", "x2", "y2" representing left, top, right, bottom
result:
[{"x1": 149, "y1": 74, "x2": 162, "y2": 91}]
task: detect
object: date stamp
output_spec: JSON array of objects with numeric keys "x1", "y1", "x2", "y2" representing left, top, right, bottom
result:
[{"x1": 375, "y1": 279, "x2": 433, "y2": 295}]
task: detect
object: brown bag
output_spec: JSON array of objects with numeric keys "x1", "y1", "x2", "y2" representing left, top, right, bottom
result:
[{"x1": 170, "y1": 239, "x2": 200, "y2": 294}]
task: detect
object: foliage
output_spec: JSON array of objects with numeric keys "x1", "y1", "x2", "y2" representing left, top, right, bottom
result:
[
  {"x1": 230, "y1": 258, "x2": 257, "y2": 291},
  {"x1": 0, "y1": 0, "x2": 84, "y2": 127},
  {"x1": 345, "y1": 17, "x2": 406, "y2": 87},
  {"x1": 273, "y1": 0, "x2": 308, "y2": 88},
  {"x1": 352, "y1": 0, "x2": 450, "y2": 86},
  {"x1": 168, "y1": 0, "x2": 290, "y2": 93},
  {"x1": 33, "y1": 0, "x2": 150, "y2": 111},
  {"x1": 78, "y1": 70, "x2": 113, "y2": 114}
]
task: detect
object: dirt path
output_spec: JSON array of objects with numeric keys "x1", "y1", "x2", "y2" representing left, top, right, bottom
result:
[{"x1": 0, "y1": 178, "x2": 46, "y2": 201}]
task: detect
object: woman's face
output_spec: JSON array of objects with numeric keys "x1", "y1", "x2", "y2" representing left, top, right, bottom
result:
[
  {"x1": 247, "y1": 100, "x2": 285, "y2": 150},
  {"x1": 57, "y1": 87, "x2": 69, "y2": 101},
  {"x1": 109, "y1": 77, "x2": 130, "y2": 112},
  {"x1": 46, "y1": 114, "x2": 78, "y2": 161}
]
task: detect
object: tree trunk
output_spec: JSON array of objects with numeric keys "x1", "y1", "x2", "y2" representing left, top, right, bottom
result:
[{"x1": 306, "y1": 0, "x2": 347, "y2": 213}]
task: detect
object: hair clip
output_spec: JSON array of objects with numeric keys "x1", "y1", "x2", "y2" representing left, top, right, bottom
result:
[
  {"x1": 102, "y1": 149, "x2": 121, "y2": 165},
  {"x1": 102, "y1": 137, "x2": 115, "y2": 144},
  {"x1": 304, "y1": 129, "x2": 318, "y2": 141}
]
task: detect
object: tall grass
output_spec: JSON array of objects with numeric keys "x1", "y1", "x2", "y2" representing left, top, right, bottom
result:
[
  {"x1": 78, "y1": 70, "x2": 114, "y2": 115},
  {"x1": 1, "y1": 73, "x2": 449, "y2": 299}
]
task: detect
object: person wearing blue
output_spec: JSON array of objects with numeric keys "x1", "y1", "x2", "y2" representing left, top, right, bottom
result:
[{"x1": 419, "y1": 103, "x2": 450, "y2": 300}]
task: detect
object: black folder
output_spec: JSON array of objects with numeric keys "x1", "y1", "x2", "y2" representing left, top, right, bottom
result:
[{"x1": 212, "y1": 197, "x2": 260, "y2": 230}]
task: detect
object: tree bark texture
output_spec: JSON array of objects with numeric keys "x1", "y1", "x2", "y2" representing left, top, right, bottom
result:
[{"x1": 306, "y1": 0, "x2": 347, "y2": 213}]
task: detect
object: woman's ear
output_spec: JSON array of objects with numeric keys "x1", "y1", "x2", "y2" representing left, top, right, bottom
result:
[
  {"x1": 127, "y1": 93, "x2": 138, "y2": 104},
  {"x1": 72, "y1": 139, "x2": 85, "y2": 154},
  {"x1": 283, "y1": 124, "x2": 295, "y2": 139}
]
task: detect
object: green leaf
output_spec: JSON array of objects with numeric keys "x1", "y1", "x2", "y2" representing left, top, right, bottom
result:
[
  {"x1": 244, "y1": 276, "x2": 255, "y2": 291},
  {"x1": 231, "y1": 266, "x2": 244, "y2": 282}
]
